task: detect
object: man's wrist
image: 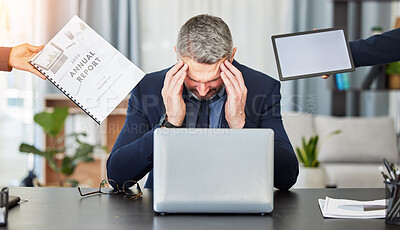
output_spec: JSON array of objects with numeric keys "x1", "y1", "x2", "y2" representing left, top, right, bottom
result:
[
  {"x1": 159, "y1": 114, "x2": 185, "y2": 128},
  {"x1": 228, "y1": 116, "x2": 246, "y2": 129}
]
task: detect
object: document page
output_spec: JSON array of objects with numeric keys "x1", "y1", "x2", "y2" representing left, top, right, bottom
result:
[
  {"x1": 319, "y1": 196, "x2": 386, "y2": 219},
  {"x1": 30, "y1": 15, "x2": 145, "y2": 124}
]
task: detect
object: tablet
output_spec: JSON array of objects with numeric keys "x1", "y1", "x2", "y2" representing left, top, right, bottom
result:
[{"x1": 271, "y1": 28, "x2": 355, "y2": 81}]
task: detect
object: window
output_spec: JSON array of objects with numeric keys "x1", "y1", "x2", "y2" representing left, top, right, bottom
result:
[{"x1": 0, "y1": 0, "x2": 45, "y2": 186}]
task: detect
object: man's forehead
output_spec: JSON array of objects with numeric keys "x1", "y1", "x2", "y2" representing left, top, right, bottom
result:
[{"x1": 182, "y1": 58, "x2": 224, "y2": 82}]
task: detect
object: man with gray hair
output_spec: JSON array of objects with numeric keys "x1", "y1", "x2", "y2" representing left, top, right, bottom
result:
[{"x1": 107, "y1": 14, "x2": 299, "y2": 190}]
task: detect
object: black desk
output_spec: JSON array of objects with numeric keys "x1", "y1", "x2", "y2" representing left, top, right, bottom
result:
[{"x1": 1, "y1": 187, "x2": 397, "y2": 229}]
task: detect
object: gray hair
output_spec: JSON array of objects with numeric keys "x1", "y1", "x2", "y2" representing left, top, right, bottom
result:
[{"x1": 176, "y1": 14, "x2": 233, "y2": 64}]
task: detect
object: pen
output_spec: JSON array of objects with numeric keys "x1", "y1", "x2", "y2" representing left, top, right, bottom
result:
[
  {"x1": 383, "y1": 158, "x2": 396, "y2": 181},
  {"x1": 390, "y1": 162, "x2": 397, "y2": 172},
  {"x1": 379, "y1": 166, "x2": 391, "y2": 182},
  {"x1": 396, "y1": 170, "x2": 400, "y2": 183},
  {"x1": 390, "y1": 163, "x2": 399, "y2": 182}
]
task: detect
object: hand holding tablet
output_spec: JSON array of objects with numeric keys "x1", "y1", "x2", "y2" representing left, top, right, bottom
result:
[{"x1": 271, "y1": 28, "x2": 354, "y2": 81}]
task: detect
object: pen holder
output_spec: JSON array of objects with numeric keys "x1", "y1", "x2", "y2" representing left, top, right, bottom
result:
[
  {"x1": 385, "y1": 181, "x2": 400, "y2": 225},
  {"x1": 0, "y1": 187, "x2": 9, "y2": 226}
]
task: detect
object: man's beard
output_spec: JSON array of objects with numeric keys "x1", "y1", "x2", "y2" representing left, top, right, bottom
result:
[{"x1": 187, "y1": 85, "x2": 223, "y2": 101}]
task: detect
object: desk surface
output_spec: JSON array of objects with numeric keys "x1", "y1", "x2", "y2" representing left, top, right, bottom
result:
[{"x1": 1, "y1": 187, "x2": 398, "y2": 230}]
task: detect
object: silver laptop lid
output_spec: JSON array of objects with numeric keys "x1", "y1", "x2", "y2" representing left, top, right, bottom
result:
[{"x1": 153, "y1": 128, "x2": 274, "y2": 214}]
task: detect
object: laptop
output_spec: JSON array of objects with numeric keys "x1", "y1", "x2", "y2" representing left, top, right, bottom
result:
[
  {"x1": 271, "y1": 28, "x2": 354, "y2": 81},
  {"x1": 153, "y1": 128, "x2": 274, "y2": 214}
]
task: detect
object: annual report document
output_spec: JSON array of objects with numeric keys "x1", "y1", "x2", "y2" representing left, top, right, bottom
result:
[{"x1": 30, "y1": 15, "x2": 145, "y2": 124}]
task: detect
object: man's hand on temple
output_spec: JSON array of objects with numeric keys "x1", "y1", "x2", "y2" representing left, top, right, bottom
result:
[
  {"x1": 9, "y1": 43, "x2": 46, "y2": 80},
  {"x1": 220, "y1": 60, "x2": 247, "y2": 129},
  {"x1": 161, "y1": 60, "x2": 188, "y2": 126}
]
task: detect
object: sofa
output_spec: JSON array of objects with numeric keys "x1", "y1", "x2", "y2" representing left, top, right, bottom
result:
[{"x1": 282, "y1": 112, "x2": 399, "y2": 188}]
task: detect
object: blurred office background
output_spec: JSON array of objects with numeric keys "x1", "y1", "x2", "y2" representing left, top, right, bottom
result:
[{"x1": 0, "y1": 0, "x2": 399, "y2": 187}]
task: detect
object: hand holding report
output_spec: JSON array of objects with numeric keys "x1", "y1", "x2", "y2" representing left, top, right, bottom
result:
[{"x1": 30, "y1": 15, "x2": 145, "y2": 124}]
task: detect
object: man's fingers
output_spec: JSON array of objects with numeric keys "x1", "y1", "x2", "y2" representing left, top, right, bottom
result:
[
  {"x1": 164, "y1": 60, "x2": 184, "y2": 88},
  {"x1": 172, "y1": 70, "x2": 187, "y2": 95},
  {"x1": 168, "y1": 60, "x2": 184, "y2": 77},
  {"x1": 223, "y1": 60, "x2": 240, "y2": 76},
  {"x1": 223, "y1": 60, "x2": 245, "y2": 89},
  {"x1": 169, "y1": 63, "x2": 188, "y2": 91},
  {"x1": 221, "y1": 72, "x2": 236, "y2": 97},
  {"x1": 170, "y1": 64, "x2": 187, "y2": 94},
  {"x1": 220, "y1": 62, "x2": 240, "y2": 92},
  {"x1": 322, "y1": 74, "x2": 332, "y2": 79}
]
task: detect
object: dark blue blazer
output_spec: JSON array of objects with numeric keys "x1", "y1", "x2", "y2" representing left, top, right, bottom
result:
[
  {"x1": 107, "y1": 60, "x2": 299, "y2": 191},
  {"x1": 350, "y1": 27, "x2": 400, "y2": 67}
]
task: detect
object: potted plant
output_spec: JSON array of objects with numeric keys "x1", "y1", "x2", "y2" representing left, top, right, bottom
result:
[
  {"x1": 294, "y1": 130, "x2": 341, "y2": 188},
  {"x1": 386, "y1": 61, "x2": 400, "y2": 89},
  {"x1": 19, "y1": 107, "x2": 106, "y2": 187}
]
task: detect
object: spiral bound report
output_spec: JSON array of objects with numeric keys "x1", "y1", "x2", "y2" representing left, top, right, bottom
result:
[
  {"x1": 29, "y1": 15, "x2": 145, "y2": 124},
  {"x1": 30, "y1": 61, "x2": 101, "y2": 124}
]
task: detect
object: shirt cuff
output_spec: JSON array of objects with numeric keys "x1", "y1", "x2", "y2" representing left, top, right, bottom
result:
[{"x1": 0, "y1": 47, "x2": 12, "y2": 72}]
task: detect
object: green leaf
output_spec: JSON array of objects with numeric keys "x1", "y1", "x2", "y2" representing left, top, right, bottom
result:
[
  {"x1": 309, "y1": 136, "x2": 319, "y2": 163},
  {"x1": 61, "y1": 156, "x2": 76, "y2": 175},
  {"x1": 66, "y1": 132, "x2": 87, "y2": 138},
  {"x1": 320, "y1": 129, "x2": 342, "y2": 146},
  {"x1": 19, "y1": 143, "x2": 53, "y2": 160},
  {"x1": 54, "y1": 132, "x2": 87, "y2": 146},
  {"x1": 61, "y1": 142, "x2": 96, "y2": 176},
  {"x1": 34, "y1": 107, "x2": 69, "y2": 137},
  {"x1": 74, "y1": 143, "x2": 94, "y2": 159},
  {"x1": 302, "y1": 137, "x2": 307, "y2": 151},
  {"x1": 387, "y1": 61, "x2": 400, "y2": 75},
  {"x1": 295, "y1": 147, "x2": 305, "y2": 164},
  {"x1": 47, "y1": 158, "x2": 60, "y2": 173},
  {"x1": 298, "y1": 147, "x2": 309, "y2": 166},
  {"x1": 19, "y1": 144, "x2": 63, "y2": 172},
  {"x1": 297, "y1": 135, "x2": 321, "y2": 167},
  {"x1": 306, "y1": 136, "x2": 314, "y2": 159}
]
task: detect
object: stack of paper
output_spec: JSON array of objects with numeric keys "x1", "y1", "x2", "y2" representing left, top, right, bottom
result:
[{"x1": 318, "y1": 196, "x2": 386, "y2": 219}]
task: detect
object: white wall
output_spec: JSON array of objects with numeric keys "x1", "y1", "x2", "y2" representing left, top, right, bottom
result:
[{"x1": 139, "y1": 0, "x2": 293, "y2": 80}]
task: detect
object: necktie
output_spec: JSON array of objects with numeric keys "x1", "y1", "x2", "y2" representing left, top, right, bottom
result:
[{"x1": 196, "y1": 100, "x2": 209, "y2": 128}]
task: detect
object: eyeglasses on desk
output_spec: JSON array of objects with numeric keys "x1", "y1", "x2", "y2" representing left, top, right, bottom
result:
[{"x1": 78, "y1": 179, "x2": 142, "y2": 200}]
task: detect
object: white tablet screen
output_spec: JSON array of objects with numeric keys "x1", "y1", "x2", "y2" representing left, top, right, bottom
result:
[{"x1": 272, "y1": 29, "x2": 354, "y2": 81}]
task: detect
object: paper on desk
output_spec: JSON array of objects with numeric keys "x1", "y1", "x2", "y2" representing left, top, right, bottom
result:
[{"x1": 318, "y1": 196, "x2": 386, "y2": 219}]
